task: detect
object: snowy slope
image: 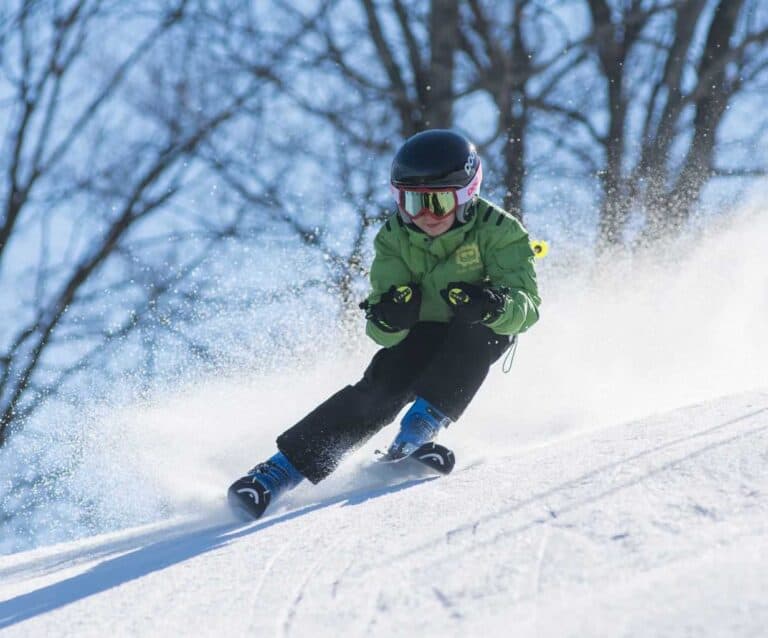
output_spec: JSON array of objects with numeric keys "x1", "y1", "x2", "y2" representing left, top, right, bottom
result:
[{"x1": 1, "y1": 389, "x2": 766, "y2": 638}]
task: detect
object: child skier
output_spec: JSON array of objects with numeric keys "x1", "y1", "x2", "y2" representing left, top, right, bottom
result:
[{"x1": 228, "y1": 129, "x2": 541, "y2": 519}]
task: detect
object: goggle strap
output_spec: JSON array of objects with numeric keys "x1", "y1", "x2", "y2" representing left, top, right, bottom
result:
[{"x1": 456, "y1": 161, "x2": 482, "y2": 205}]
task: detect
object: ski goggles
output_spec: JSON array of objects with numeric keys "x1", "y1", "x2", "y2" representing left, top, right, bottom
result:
[{"x1": 391, "y1": 162, "x2": 483, "y2": 221}]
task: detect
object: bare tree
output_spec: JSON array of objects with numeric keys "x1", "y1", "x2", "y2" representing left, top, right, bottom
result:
[
  {"x1": 6, "y1": 0, "x2": 764, "y2": 451},
  {"x1": 569, "y1": 0, "x2": 768, "y2": 246},
  {"x1": 309, "y1": 0, "x2": 461, "y2": 138},
  {"x1": 638, "y1": 0, "x2": 768, "y2": 240},
  {"x1": 194, "y1": 0, "x2": 465, "y2": 341},
  {"x1": 453, "y1": 0, "x2": 768, "y2": 240},
  {"x1": 0, "y1": 0, "x2": 296, "y2": 445},
  {"x1": 458, "y1": 0, "x2": 538, "y2": 216}
]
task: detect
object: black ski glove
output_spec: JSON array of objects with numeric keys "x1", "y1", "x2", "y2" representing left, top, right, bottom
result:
[
  {"x1": 440, "y1": 281, "x2": 506, "y2": 325},
  {"x1": 359, "y1": 283, "x2": 421, "y2": 333}
]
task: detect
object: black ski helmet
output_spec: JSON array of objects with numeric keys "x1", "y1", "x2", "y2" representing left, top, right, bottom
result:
[{"x1": 390, "y1": 129, "x2": 482, "y2": 223}]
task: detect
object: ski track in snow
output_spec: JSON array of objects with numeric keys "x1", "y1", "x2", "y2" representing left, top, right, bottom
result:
[{"x1": 0, "y1": 390, "x2": 767, "y2": 637}]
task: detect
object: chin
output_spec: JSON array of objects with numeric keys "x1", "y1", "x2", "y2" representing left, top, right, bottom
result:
[{"x1": 419, "y1": 218, "x2": 454, "y2": 236}]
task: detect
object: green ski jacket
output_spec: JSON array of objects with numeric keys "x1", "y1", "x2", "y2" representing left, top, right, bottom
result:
[{"x1": 364, "y1": 198, "x2": 541, "y2": 347}]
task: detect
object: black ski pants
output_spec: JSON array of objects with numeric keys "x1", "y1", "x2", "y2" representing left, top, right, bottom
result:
[{"x1": 277, "y1": 321, "x2": 512, "y2": 483}]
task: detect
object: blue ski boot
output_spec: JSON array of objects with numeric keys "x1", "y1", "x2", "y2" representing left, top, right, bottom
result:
[
  {"x1": 228, "y1": 451, "x2": 304, "y2": 520},
  {"x1": 386, "y1": 397, "x2": 452, "y2": 460}
]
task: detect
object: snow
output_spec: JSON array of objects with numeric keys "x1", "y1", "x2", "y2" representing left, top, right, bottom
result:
[
  {"x1": 1, "y1": 390, "x2": 766, "y2": 637},
  {"x1": 2, "y1": 197, "x2": 768, "y2": 635}
]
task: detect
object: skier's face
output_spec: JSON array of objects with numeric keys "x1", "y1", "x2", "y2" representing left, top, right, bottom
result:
[{"x1": 411, "y1": 210, "x2": 456, "y2": 236}]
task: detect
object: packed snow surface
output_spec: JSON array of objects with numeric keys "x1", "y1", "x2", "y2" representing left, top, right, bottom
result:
[
  {"x1": 2, "y1": 203, "x2": 767, "y2": 635},
  {"x1": 1, "y1": 389, "x2": 766, "y2": 637}
]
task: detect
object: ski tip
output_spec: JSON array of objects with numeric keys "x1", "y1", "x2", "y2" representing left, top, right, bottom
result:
[
  {"x1": 413, "y1": 442, "x2": 456, "y2": 475},
  {"x1": 227, "y1": 479, "x2": 271, "y2": 521}
]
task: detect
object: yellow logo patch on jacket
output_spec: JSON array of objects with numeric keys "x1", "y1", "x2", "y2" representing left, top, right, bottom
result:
[{"x1": 455, "y1": 243, "x2": 482, "y2": 271}]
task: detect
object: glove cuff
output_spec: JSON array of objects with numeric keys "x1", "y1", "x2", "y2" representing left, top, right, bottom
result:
[
  {"x1": 368, "y1": 315, "x2": 402, "y2": 333},
  {"x1": 481, "y1": 287, "x2": 507, "y2": 324}
]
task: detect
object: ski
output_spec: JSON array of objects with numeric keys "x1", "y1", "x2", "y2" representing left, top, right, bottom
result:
[{"x1": 376, "y1": 442, "x2": 456, "y2": 475}]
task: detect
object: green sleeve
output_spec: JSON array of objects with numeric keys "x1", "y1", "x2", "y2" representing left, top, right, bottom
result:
[
  {"x1": 482, "y1": 215, "x2": 541, "y2": 335},
  {"x1": 364, "y1": 219, "x2": 413, "y2": 347}
]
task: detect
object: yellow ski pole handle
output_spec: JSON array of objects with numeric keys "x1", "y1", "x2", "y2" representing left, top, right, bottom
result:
[{"x1": 530, "y1": 239, "x2": 549, "y2": 259}]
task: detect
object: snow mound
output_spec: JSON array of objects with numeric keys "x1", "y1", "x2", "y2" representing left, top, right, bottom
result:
[{"x1": 1, "y1": 389, "x2": 766, "y2": 637}]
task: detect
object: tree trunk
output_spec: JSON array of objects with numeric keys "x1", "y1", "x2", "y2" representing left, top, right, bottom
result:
[
  {"x1": 644, "y1": 0, "x2": 744, "y2": 240},
  {"x1": 502, "y1": 9, "x2": 529, "y2": 218},
  {"x1": 425, "y1": 0, "x2": 459, "y2": 129}
]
